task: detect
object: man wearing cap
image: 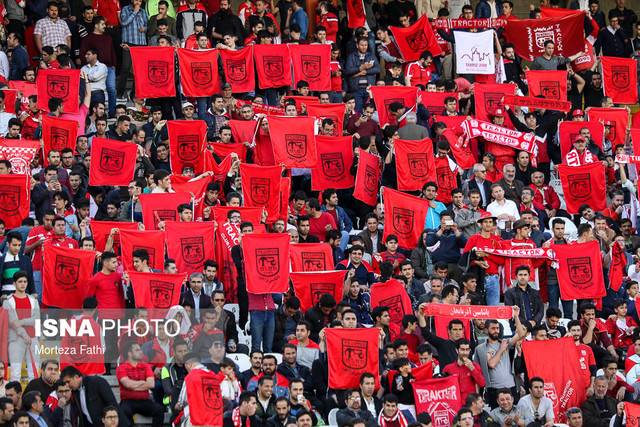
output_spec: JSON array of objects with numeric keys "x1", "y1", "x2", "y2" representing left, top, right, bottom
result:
[
  {"x1": 565, "y1": 135, "x2": 596, "y2": 166},
  {"x1": 463, "y1": 212, "x2": 502, "y2": 305},
  {"x1": 180, "y1": 101, "x2": 197, "y2": 120}
]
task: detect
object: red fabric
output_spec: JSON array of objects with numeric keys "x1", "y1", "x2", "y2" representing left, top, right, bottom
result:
[
  {"x1": 89, "y1": 221, "x2": 138, "y2": 254},
  {"x1": 120, "y1": 229, "x2": 166, "y2": 271},
  {"x1": 139, "y1": 193, "x2": 192, "y2": 230},
  {"x1": 624, "y1": 403, "x2": 640, "y2": 427},
  {"x1": 171, "y1": 177, "x2": 210, "y2": 219},
  {"x1": 42, "y1": 115, "x2": 77, "y2": 165},
  {"x1": 212, "y1": 143, "x2": 248, "y2": 162},
  {"x1": 185, "y1": 369, "x2": 225, "y2": 427},
  {"x1": 215, "y1": 221, "x2": 241, "y2": 302},
  {"x1": 346, "y1": 0, "x2": 366, "y2": 28},
  {"x1": 220, "y1": 47, "x2": 255, "y2": 93},
  {"x1": 572, "y1": 41, "x2": 596, "y2": 72},
  {"x1": 463, "y1": 119, "x2": 539, "y2": 161},
  {"x1": 370, "y1": 279, "x2": 413, "y2": 327},
  {"x1": 2, "y1": 89, "x2": 17, "y2": 113},
  {"x1": 609, "y1": 243, "x2": 627, "y2": 292},
  {"x1": 394, "y1": 138, "x2": 436, "y2": 191},
  {"x1": 423, "y1": 303, "x2": 513, "y2": 319},
  {"x1": 420, "y1": 92, "x2": 457, "y2": 115},
  {"x1": 0, "y1": 139, "x2": 39, "y2": 175},
  {"x1": 241, "y1": 233, "x2": 290, "y2": 294},
  {"x1": 253, "y1": 44, "x2": 292, "y2": 89},
  {"x1": 289, "y1": 44, "x2": 332, "y2": 91},
  {"x1": 312, "y1": 135, "x2": 354, "y2": 191},
  {"x1": 473, "y1": 83, "x2": 517, "y2": 123},
  {"x1": 0, "y1": 174, "x2": 29, "y2": 229},
  {"x1": 434, "y1": 316, "x2": 471, "y2": 340},
  {"x1": 353, "y1": 150, "x2": 380, "y2": 206},
  {"x1": 306, "y1": 103, "x2": 346, "y2": 136},
  {"x1": 88, "y1": 138, "x2": 138, "y2": 186},
  {"x1": 326, "y1": 327, "x2": 380, "y2": 389},
  {"x1": 602, "y1": 56, "x2": 638, "y2": 105},
  {"x1": 442, "y1": 129, "x2": 476, "y2": 169},
  {"x1": 503, "y1": 13, "x2": 585, "y2": 61},
  {"x1": 269, "y1": 116, "x2": 317, "y2": 168},
  {"x1": 557, "y1": 162, "x2": 606, "y2": 214},
  {"x1": 522, "y1": 337, "x2": 588, "y2": 422},
  {"x1": 370, "y1": 86, "x2": 418, "y2": 127},
  {"x1": 240, "y1": 164, "x2": 282, "y2": 221},
  {"x1": 278, "y1": 177, "x2": 291, "y2": 222},
  {"x1": 255, "y1": 131, "x2": 276, "y2": 166},
  {"x1": 59, "y1": 314, "x2": 104, "y2": 375},
  {"x1": 502, "y1": 94, "x2": 572, "y2": 112},
  {"x1": 526, "y1": 70, "x2": 568, "y2": 101},
  {"x1": 282, "y1": 96, "x2": 319, "y2": 114},
  {"x1": 165, "y1": 221, "x2": 215, "y2": 274},
  {"x1": 413, "y1": 376, "x2": 462, "y2": 424},
  {"x1": 289, "y1": 243, "x2": 333, "y2": 272},
  {"x1": 553, "y1": 240, "x2": 606, "y2": 301},
  {"x1": 130, "y1": 47, "x2": 176, "y2": 98},
  {"x1": 587, "y1": 107, "x2": 628, "y2": 148},
  {"x1": 9, "y1": 81, "x2": 37, "y2": 112},
  {"x1": 211, "y1": 206, "x2": 263, "y2": 225},
  {"x1": 128, "y1": 271, "x2": 184, "y2": 309},
  {"x1": 434, "y1": 156, "x2": 458, "y2": 204},
  {"x1": 382, "y1": 187, "x2": 430, "y2": 248},
  {"x1": 177, "y1": 48, "x2": 220, "y2": 97},
  {"x1": 291, "y1": 270, "x2": 345, "y2": 311},
  {"x1": 389, "y1": 15, "x2": 443, "y2": 61},
  {"x1": 167, "y1": 120, "x2": 207, "y2": 175},
  {"x1": 36, "y1": 69, "x2": 81, "y2": 113},
  {"x1": 558, "y1": 121, "x2": 604, "y2": 159},
  {"x1": 43, "y1": 245, "x2": 97, "y2": 309},
  {"x1": 229, "y1": 119, "x2": 258, "y2": 145}
]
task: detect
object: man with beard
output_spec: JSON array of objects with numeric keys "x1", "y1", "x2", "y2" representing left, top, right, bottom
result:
[
  {"x1": 208, "y1": 0, "x2": 244, "y2": 43},
  {"x1": 415, "y1": 310, "x2": 464, "y2": 368},
  {"x1": 247, "y1": 355, "x2": 290, "y2": 398},
  {"x1": 23, "y1": 360, "x2": 59, "y2": 401}
]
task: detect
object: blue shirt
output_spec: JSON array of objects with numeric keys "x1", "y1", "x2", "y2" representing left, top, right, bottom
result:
[
  {"x1": 120, "y1": 5, "x2": 149, "y2": 45},
  {"x1": 424, "y1": 201, "x2": 447, "y2": 230},
  {"x1": 291, "y1": 8, "x2": 308, "y2": 39}
]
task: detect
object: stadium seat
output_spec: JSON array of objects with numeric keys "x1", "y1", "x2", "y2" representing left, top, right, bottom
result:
[
  {"x1": 266, "y1": 352, "x2": 283, "y2": 364},
  {"x1": 328, "y1": 408, "x2": 339, "y2": 426},
  {"x1": 227, "y1": 353, "x2": 251, "y2": 371}
]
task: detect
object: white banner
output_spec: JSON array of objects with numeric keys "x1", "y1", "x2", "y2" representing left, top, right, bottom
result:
[{"x1": 454, "y1": 30, "x2": 495, "y2": 75}]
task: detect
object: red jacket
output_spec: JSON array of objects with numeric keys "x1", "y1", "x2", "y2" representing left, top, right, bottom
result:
[
  {"x1": 442, "y1": 361, "x2": 485, "y2": 401},
  {"x1": 529, "y1": 184, "x2": 561, "y2": 210}
]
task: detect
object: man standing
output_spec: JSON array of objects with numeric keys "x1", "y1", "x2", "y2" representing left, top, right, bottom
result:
[
  {"x1": 60, "y1": 366, "x2": 121, "y2": 427},
  {"x1": 80, "y1": 16, "x2": 117, "y2": 117},
  {"x1": 443, "y1": 339, "x2": 485, "y2": 402},
  {"x1": 118, "y1": 0, "x2": 148, "y2": 99},
  {"x1": 345, "y1": 37, "x2": 380, "y2": 112},
  {"x1": 33, "y1": 2, "x2": 71, "y2": 53},
  {"x1": 504, "y1": 266, "x2": 544, "y2": 327},
  {"x1": 81, "y1": 48, "x2": 108, "y2": 106}
]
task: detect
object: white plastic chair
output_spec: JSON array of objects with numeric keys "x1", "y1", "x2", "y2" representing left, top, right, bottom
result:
[
  {"x1": 224, "y1": 303, "x2": 240, "y2": 323},
  {"x1": 265, "y1": 352, "x2": 283, "y2": 364},
  {"x1": 328, "y1": 408, "x2": 339, "y2": 426},
  {"x1": 227, "y1": 353, "x2": 251, "y2": 371}
]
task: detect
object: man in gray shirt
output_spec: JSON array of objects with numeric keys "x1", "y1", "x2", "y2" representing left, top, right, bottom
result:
[{"x1": 531, "y1": 40, "x2": 584, "y2": 70}]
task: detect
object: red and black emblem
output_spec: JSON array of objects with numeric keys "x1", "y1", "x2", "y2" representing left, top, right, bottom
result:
[
  {"x1": 392, "y1": 207, "x2": 414, "y2": 236},
  {"x1": 46, "y1": 74, "x2": 70, "y2": 98},
  {"x1": 567, "y1": 256, "x2": 592, "y2": 285},
  {"x1": 436, "y1": 166, "x2": 455, "y2": 191},
  {"x1": 364, "y1": 165, "x2": 378, "y2": 193},
  {"x1": 310, "y1": 282, "x2": 335, "y2": 305},
  {"x1": 263, "y1": 56, "x2": 284, "y2": 78},
  {"x1": 133, "y1": 246, "x2": 157, "y2": 267},
  {"x1": 177, "y1": 135, "x2": 199, "y2": 161},
  {"x1": 484, "y1": 92, "x2": 503, "y2": 113},
  {"x1": 567, "y1": 173, "x2": 591, "y2": 200},
  {"x1": 539, "y1": 81, "x2": 560, "y2": 99},
  {"x1": 249, "y1": 178, "x2": 270, "y2": 205},
  {"x1": 181, "y1": 236, "x2": 205, "y2": 265},
  {"x1": 98, "y1": 148, "x2": 124, "y2": 175},
  {"x1": 49, "y1": 127, "x2": 69, "y2": 151},
  {"x1": 55, "y1": 255, "x2": 79, "y2": 288},
  {"x1": 285, "y1": 134, "x2": 307, "y2": 158},
  {"x1": 301, "y1": 55, "x2": 321, "y2": 79},
  {"x1": 406, "y1": 29, "x2": 428, "y2": 52},
  {"x1": 201, "y1": 377, "x2": 222, "y2": 410},
  {"x1": 150, "y1": 280, "x2": 174, "y2": 308},
  {"x1": 148, "y1": 60, "x2": 169, "y2": 84},
  {"x1": 256, "y1": 248, "x2": 280, "y2": 277},
  {"x1": 301, "y1": 252, "x2": 326, "y2": 272},
  {"x1": 321, "y1": 153, "x2": 344, "y2": 178},
  {"x1": 226, "y1": 59, "x2": 246, "y2": 82},
  {"x1": 407, "y1": 153, "x2": 429, "y2": 178},
  {"x1": 612, "y1": 66, "x2": 630, "y2": 89},
  {"x1": 0, "y1": 185, "x2": 20, "y2": 213},
  {"x1": 379, "y1": 295, "x2": 405, "y2": 324},
  {"x1": 191, "y1": 61, "x2": 212, "y2": 86},
  {"x1": 342, "y1": 339, "x2": 367, "y2": 369}
]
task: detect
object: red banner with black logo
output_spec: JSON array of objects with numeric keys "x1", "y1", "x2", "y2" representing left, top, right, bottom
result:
[
  {"x1": 353, "y1": 150, "x2": 380, "y2": 206},
  {"x1": 220, "y1": 47, "x2": 255, "y2": 93},
  {"x1": 0, "y1": 174, "x2": 29, "y2": 229},
  {"x1": 326, "y1": 327, "x2": 380, "y2": 389},
  {"x1": 229, "y1": 119, "x2": 259, "y2": 146},
  {"x1": 120, "y1": 229, "x2": 166, "y2": 272},
  {"x1": 59, "y1": 314, "x2": 104, "y2": 375},
  {"x1": 291, "y1": 270, "x2": 345, "y2": 311},
  {"x1": 558, "y1": 121, "x2": 604, "y2": 159},
  {"x1": 0, "y1": 139, "x2": 39, "y2": 175},
  {"x1": 306, "y1": 103, "x2": 346, "y2": 136},
  {"x1": 553, "y1": 240, "x2": 606, "y2": 301},
  {"x1": 473, "y1": 83, "x2": 517, "y2": 123},
  {"x1": 290, "y1": 243, "x2": 334, "y2": 272},
  {"x1": 89, "y1": 138, "x2": 138, "y2": 186},
  {"x1": 36, "y1": 69, "x2": 81, "y2": 113},
  {"x1": 389, "y1": 15, "x2": 442, "y2": 61},
  {"x1": 128, "y1": 271, "x2": 185, "y2": 309},
  {"x1": 253, "y1": 44, "x2": 292, "y2": 89},
  {"x1": 395, "y1": 138, "x2": 436, "y2": 191},
  {"x1": 139, "y1": 192, "x2": 192, "y2": 230},
  {"x1": 130, "y1": 46, "x2": 176, "y2": 98},
  {"x1": 269, "y1": 116, "x2": 317, "y2": 168},
  {"x1": 168, "y1": 120, "x2": 207, "y2": 175},
  {"x1": 185, "y1": 369, "x2": 225, "y2": 427},
  {"x1": 346, "y1": 0, "x2": 366, "y2": 28},
  {"x1": 370, "y1": 86, "x2": 419, "y2": 127},
  {"x1": 42, "y1": 115, "x2": 77, "y2": 166},
  {"x1": 502, "y1": 94, "x2": 572, "y2": 112},
  {"x1": 289, "y1": 44, "x2": 331, "y2": 91},
  {"x1": 165, "y1": 221, "x2": 215, "y2": 274},
  {"x1": 370, "y1": 279, "x2": 413, "y2": 327},
  {"x1": 382, "y1": 187, "x2": 430, "y2": 248},
  {"x1": 241, "y1": 233, "x2": 290, "y2": 294},
  {"x1": 587, "y1": 107, "x2": 629, "y2": 148},
  {"x1": 522, "y1": 337, "x2": 588, "y2": 421},
  {"x1": 503, "y1": 14, "x2": 585, "y2": 61},
  {"x1": 526, "y1": 70, "x2": 568, "y2": 101},
  {"x1": 240, "y1": 164, "x2": 282, "y2": 221},
  {"x1": 420, "y1": 91, "x2": 457, "y2": 115},
  {"x1": 177, "y1": 48, "x2": 220, "y2": 97},
  {"x1": 43, "y1": 245, "x2": 96, "y2": 309},
  {"x1": 413, "y1": 376, "x2": 462, "y2": 423},
  {"x1": 602, "y1": 56, "x2": 638, "y2": 105},
  {"x1": 557, "y1": 162, "x2": 606, "y2": 214},
  {"x1": 89, "y1": 221, "x2": 139, "y2": 254},
  {"x1": 215, "y1": 221, "x2": 241, "y2": 302},
  {"x1": 311, "y1": 135, "x2": 354, "y2": 191}
]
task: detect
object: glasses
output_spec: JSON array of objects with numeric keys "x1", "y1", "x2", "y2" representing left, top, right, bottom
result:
[{"x1": 213, "y1": 298, "x2": 225, "y2": 302}]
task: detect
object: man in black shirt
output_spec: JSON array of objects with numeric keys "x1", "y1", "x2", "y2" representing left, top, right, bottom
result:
[{"x1": 23, "y1": 360, "x2": 59, "y2": 402}]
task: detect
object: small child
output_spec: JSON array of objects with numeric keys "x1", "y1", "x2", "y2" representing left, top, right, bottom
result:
[
  {"x1": 606, "y1": 299, "x2": 638, "y2": 352},
  {"x1": 380, "y1": 235, "x2": 406, "y2": 275},
  {"x1": 219, "y1": 360, "x2": 241, "y2": 405}
]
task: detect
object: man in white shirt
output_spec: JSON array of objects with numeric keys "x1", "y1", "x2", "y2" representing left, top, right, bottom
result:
[
  {"x1": 81, "y1": 48, "x2": 108, "y2": 107},
  {"x1": 487, "y1": 184, "x2": 520, "y2": 232}
]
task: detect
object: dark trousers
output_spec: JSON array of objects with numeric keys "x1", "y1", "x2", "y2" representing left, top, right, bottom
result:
[{"x1": 120, "y1": 398, "x2": 164, "y2": 426}]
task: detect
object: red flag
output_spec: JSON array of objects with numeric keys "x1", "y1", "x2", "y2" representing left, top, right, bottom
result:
[
  {"x1": 168, "y1": 120, "x2": 207, "y2": 175},
  {"x1": 89, "y1": 221, "x2": 138, "y2": 254},
  {"x1": 289, "y1": 44, "x2": 331, "y2": 91},
  {"x1": 306, "y1": 103, "x2": 346, "y2": 136},
  {"x1": 587, "y1": 107, "x2": 628, "y2": 147},
  {"x1": 504, "y1": 14, "x2": 585, "y2": 61},
  {"x1": 220, "y1": 47, "x2": 255, "y2": 93},
  {"x1": 212, "y1": 143, "x2": 248, "y2": 162},
  {"x1": 253, "y1": 44, "x2": 292, "y2": 89},
  {"x1": 186, "y1": 370, "x2": 225, "y2": 426},
  {"x1": 240, "y1": 164, "x2": 282, "y2": 221},
  {"x1": 311, "y1": 136, "x2": 354, "y2": 191},
  {"x1": 128, "y1": 271, "x2": 184, "y2": 309},
  {"x1": 423, "y1": 303, "x2": 513, "y2": 319},
  {"x1": 413, "y1": 376, "x2": 462, "y2": 423},
  {"x1": 43, "y1": 245, "x2": 96, "y2": 309},
  {"x1": 370, "y1": 86, "x2": 418, "y2": 127},
  {"x1": 557, "y1": 162, "x2": 606, "y2": 214},
  {"x1": 279, "y1": 176, "x2": 290, "y2": 222},
  {"x1": 139, "y1": 192, "x2": 192, "y2": 230},
  {"x1": 624, "y1": 403, "x2": 640, "y2": 427},
  {"x1": 353, "y1": 150, "x2": 380, "y2": 206},
  {"x1": 120, "y1": 229, "x2": 166, "y2": 271},
  {"x1": 346, "y1": 0, "x2": 366, "y2": 28},
  {"x1": 632, "y1": 128, "x2": 640, "y2": 156},
  {"x1": 572, "y1": 41, "x2": 596, "y2": 72},
  {"x1": 88, "y1": 138, "x2": 138, "y2": 186},
  {"x1": 473, "y1": 83, "x2": 517, "y2": 123},
  {"x1": 0, "y1": 139, "x2": 39, "y2": 175},
  {"x1": 1, "y1": 89, "x2": 17, "y2": 114},
  {"x1": 215, "y1": 221, "x2": 241, "y2": 302},
  {"x1": 42, "y1": 115, "x2": 77, "y2": 165},
  {"x1": 326, "y1": 328, "x2": 380, "y2": 389},
  {"x1": 411, "y1": 363, "x2": 434, "y2": 382},
  {"x1": 558, "y1": 121, "x2": 604, "y2": 159},
  {"x1": 526, "y1": 70, "x2": 568, "y2": 101},
  {"x1": 553, "y1": 240, "x2": 606, "y2": 301},
  {"x1": 9, "y1": 81, "x2": 37, "y2": 112},
  {"x1": 602, "y1": 56, "x2": 638, "y2": 105},
  {"x1": 211, "y1": 206, "x2": 264, "y2": 225},
  {"x1": 420, "y1": 91, "x2": 457, "y2": 115},
  {"x1": 171, "y1": 176, "x2": 210, "y2": 219},
  {"x1": 443, "y1": 129, "x2": 476, "y2": 170},
  {"x1": 241, "y1": 233, "x2": 290, "y2": 294},
  {"x1": 255, "y1": 131, "x2": 276, "y2": 166},
  {"x1": 268, "y1": 116, "x2": 317, "y2": 168},
  {"x1": 370, "y1": 279, "x2": 413, "y2": 326},
  {"x1": 394, "y1": 138, "x2": 436, "y2": 191},
  {"x1": 609, "y1": 242, "x2": 627, "y2": 292},
  {"x1": 36, "y1": 69, "x2": 81, "y2": 113},
  {"x1": 290, "y1": 243, "x2": 334, "y2": 272},
  {"x1": 0, "y1": 174, "x2": 29, "y2": 229},
  {"x1": 433, "y1": 316, "x2": 472, "y2": 341},
  {"x1": 59, "y1": 314, "x2": 104, "y2": 375},
  {"x1": 291, "y1": 270, "x2": 345, "y2": 311},
  {"x1": 165, "y1": 221, "x2": 215, "y2": 274},
  {"x1": 522, "y1": 337, "x2": 588, "y2": 421},
  {"x1": 229, "y1": 119, "x2": 259, "y2": 146},
  {"x1": 383, "y1": 187, "x2": 430, "y2": 248},
  {"x1": 283, "y1": 95, "x2": 319, "y2": 114},
  {"x1": 389, "y1": 15, "x2": 443, "y2": 61},
  {"x1": 130, "y1": 46, "x2": 176, "y2": 98},
  {"x1": 177, "y1": 48, "x2": 220, "y2": 97}
]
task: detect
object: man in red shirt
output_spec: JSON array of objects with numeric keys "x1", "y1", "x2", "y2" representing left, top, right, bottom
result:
[
  {"x1": 116, "y1": 341, "x2": 164, "y2": 426},
  {"x1": 405, "y1": 51, "x2": 433, "y2": 87},
  {"x1": 307, "y1": 199, "x2": 336, "y2": 242},
  {"x1": 443, "y1": 339, "x2": 485, "y2": 401},
  {"x1": 47, "y1": 217, "x2": 78, "y2": 249},
  {"x1": 568, "y1": 320, "x2": 596, "y2": 396},
  {"x1": 463, "y1": 212, "x2": 502, "y2": 306},
  {"x1": 24, "y1": 210, "x2": 56, "y2": 300}
]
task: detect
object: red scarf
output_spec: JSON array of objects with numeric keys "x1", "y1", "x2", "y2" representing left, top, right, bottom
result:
[
  {"x1": 378, "y1": 410, "x2": 409, "y2": 427},
  {"x1": 232, "y1": 407, "x2": 250, "y2": 427},
  {"x1": 462, "y1": 119, "x2": 539, "y2": 161}
]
